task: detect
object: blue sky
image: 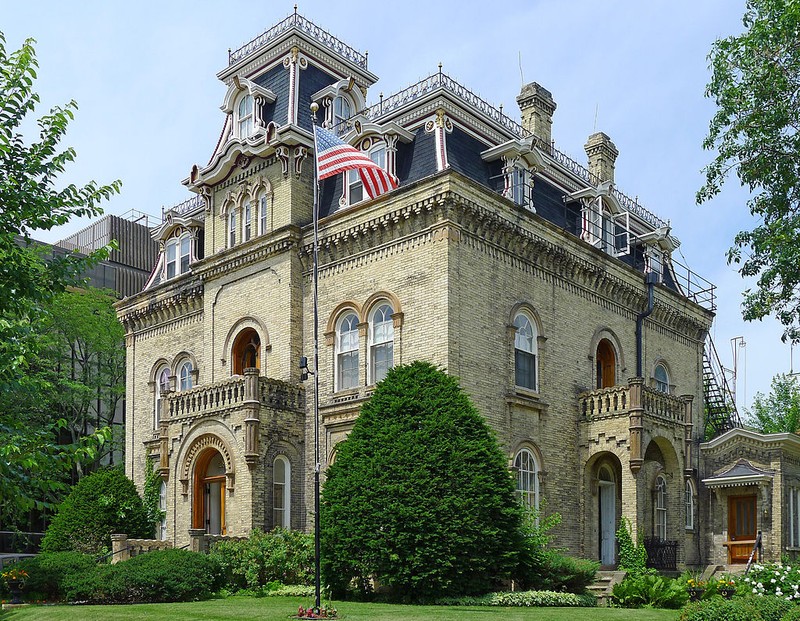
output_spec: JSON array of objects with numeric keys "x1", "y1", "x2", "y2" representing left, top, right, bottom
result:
[{"x1": 3, "y1": 0, "x2": 787, "y2": 412}]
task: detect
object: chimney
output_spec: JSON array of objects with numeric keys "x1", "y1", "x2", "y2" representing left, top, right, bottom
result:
[
  {"x1": 584, "y1": 132, "x2": 619, "y2": 183},
  {"x1": 516, "y1": 82, "x2": 556, "y2": 145}
]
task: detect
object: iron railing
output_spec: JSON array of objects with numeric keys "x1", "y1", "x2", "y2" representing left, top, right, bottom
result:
[
  {"x1": 643, "y1": 537, "x2": 678, "y2": 570},
  {"x1": 745, "y1": 531, "x2": 763, "y2": 575},
  {"x1": 229, "y1": 11, "x2": 368, "y2": 69},
  {"x1": 164, "y1": 195, "x2": 204, "y2": 218}
]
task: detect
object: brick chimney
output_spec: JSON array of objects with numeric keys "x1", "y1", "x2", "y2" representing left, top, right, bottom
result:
[
  {"x1": 517, "y1": 82, "x2": 556, "y2": 145},
  {"x1": 584, "y1": 132, "x2": 618, "y2": 183}
]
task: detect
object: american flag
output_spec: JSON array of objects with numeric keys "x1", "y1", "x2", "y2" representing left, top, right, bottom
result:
[{"x1": 314, "y1": 125, "x2": 398, "y2": 199}]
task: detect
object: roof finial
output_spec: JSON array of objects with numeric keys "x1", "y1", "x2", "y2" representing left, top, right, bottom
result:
[
  {"x1": 294, "y1": 4, "x2": 298, "y2": 14},
  {"x1": 438, "y1": 62, "x2": 443, "y2": 75}
]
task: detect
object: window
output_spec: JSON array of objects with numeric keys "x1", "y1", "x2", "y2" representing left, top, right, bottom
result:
[
  {"x1": 259, "y1": 195, "x2": 269, "y2": 235},
  {"x1": 790, "y1": 486, "x2": 800, "y2": 548},
  {"x1": 655, "y1": 475, "x2": 667, "y2": 541},
  {"x1": 513, "y1": 448, "x2": 539, "y2": 512},
  {"x1": 336, "y1": 312, "x2": 359, "y2": 390},
  {"x1": 347, "y1": 145, "x2": 386, "y2": 206},
  {"x1": 273, "y1": 455, "x2": 291, "y2": 529},
  {"x1": 581, "y1": 198, "x2": 630, "y2": 257},
  {"x1": 511, "y1": 167, "x2": 532, "y2": 209},
  {"x1": 654, "y1": 363, "x2": 670, "y2": 393},
  {"x1": 238, "y1": 94, "x2": 254, "y2": 138},
  {"x1": 232, "y1": 328, "x2": 260, "y2": 375},
  {"x1": 685, "y1": 480, "x2": 695, "y2": 530},
  {"x1": 332, "y1": 95, "x2": 351, "y2": 134},
  {"x1": 159, "y1": 481, "x2": 167, "y2": 540},
  {"x1": 228, "y1": 210, "x2": 236, "y2": 247},
  {"x1": 243, "y1": 201, "x2": 252, "y2": 241},
  {"x1": 369, "y1": 304, "x2": 394, "y2": 384},
  {"x1": 165, "y1": 233, "x2": 192, "y2": 279},
  {"x1": 154, "y1": 366, "x2": 170, "y2": 428},
  {"x1": 179, "y1": 360, "x2": 193, "y2": 391},
  {"x1": 513, "y1": 312, "x2": 537, "y2": 390}
]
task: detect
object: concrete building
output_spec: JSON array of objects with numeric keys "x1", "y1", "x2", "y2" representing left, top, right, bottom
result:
[{"x1": 115, "y1": 11, "x2": 787, "y2": 569}]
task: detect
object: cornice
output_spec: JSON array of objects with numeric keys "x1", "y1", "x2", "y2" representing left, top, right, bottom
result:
[{"x1": 116, "y1": 277, "x2": 204, "y2": 335}]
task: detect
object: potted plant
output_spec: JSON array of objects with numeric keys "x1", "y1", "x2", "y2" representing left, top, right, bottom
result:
[
  {"x1": 686, "y1": 577, "x2": 706, "y2": 601},
  {"x1": 2, "y1": 567, "x2": 29, "y2": 605},
  {"x1": 716, "y1": 577, "x2": 736, "y2": 599}
]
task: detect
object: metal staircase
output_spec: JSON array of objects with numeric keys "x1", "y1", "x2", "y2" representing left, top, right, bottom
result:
[{"x1": 703, "y1": 336, "x2": 742, "y2": 438}]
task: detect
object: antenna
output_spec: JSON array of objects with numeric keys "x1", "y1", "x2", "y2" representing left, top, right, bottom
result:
[
  {"x1": 518, "y1": 51, "x2": 524, "y2": 86},
  {"x1": 593, "y1": 103, "x2": 599, "y2": 132}
]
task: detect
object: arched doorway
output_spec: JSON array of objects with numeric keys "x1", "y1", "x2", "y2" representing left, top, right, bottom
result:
[
  {"x1": 596, "y1": 339, "x2": 616, "y2": 388},
  {"x1": 193, "y1": 449, "x2": 226, "y2": 534},
  {"x1": 598, "y1": 464, "x2": 616, "y2": 565},
  {"x1": 232, "y1": 328, "x2": 260, "y2": 375}
]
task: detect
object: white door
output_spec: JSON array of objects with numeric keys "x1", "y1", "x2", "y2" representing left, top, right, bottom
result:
[{"x1": 599, "y1": 480, "x2": 616, "y2": 565}]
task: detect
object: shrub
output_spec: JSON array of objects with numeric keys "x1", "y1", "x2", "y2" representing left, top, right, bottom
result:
[
  {"x1": 680, "y1": 595, "x2": 793, "y2": 621},
  {"x1": 611, "y1": 570, "x2": 688, "y2": 609},
  {"x1": 616, "y1": 516, "x2": 646, "y2": 573},
  {"x1": 781, "y1": 606, "x2": 800, "y2": 621},
  {"x1": 321, "y1": 362, "x2": 524, "y2": 600},
  {"x1": 434, "y1": 590, "x2": 596, "y2": 607},
  {"x1": 10, "y1": 552, "x2": 97, "y2": 601},
  {"x1": 744, "y1": 562, "x2": 800, "y2": 600},
  {"x1": 519, "y1": 551, "x2": 598, "y2": 593},
  {"x1": 209, "y1": 527, "x2": 313, "y2": 591},
  {"x1": 41, "y1": 467, "x2": 151, "y2": 554},
  {"x1": 64, "y1": 549, "x2": 223, "y2": 604}
]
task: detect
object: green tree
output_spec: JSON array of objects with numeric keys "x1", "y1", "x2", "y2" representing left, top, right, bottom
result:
[
  {"x1": 698, "y1": 0, "x2": 800, "y2": 341},
  {"x1": 320, "y1": 361, "x2": 523, "y2": 600},
  {"x1": 745, "y1": 373, "x2": 800, "y2": 433},
  {"x1": 0, "y1": 31, "x2": 120, "y2": 526}
]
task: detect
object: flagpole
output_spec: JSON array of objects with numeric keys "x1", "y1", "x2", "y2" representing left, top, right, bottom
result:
[{"x1": 310, "y1": 102, "x2": 322, "y2": 611}]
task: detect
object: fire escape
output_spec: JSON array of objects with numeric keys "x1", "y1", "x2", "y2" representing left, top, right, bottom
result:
[{"x1": 703, "y1": 335, "x2": 742, "y2": 438}]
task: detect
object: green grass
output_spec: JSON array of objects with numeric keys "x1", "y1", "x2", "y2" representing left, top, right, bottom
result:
[{"x1": 1, "y1": 595, "x2": 680, "y2": 621}]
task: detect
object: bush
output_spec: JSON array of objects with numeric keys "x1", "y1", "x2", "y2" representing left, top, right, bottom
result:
[
  {"x1": 321, "y1": 362, "x2": 524, "y2": 600},
  {"x1": 616, "y1": 516, "x2": 646, "y2": 573},
  {"x1": 434, "y1": 590, "x2": 596, "y2": 607},
  {"x1": 781, "y1": 606, "x2": 800, "y2": 621},
  {"x1": 210, "y1": 528, "x2": 313, "y2": 591},
  {"x1": 744, "y1": 562, "x2": 800, "y2": 600},
  {"x1": 680, "y1": 595, "x2": 793, "y2": 621},
  {"x1": 41, "y1": 467, "x2": 151, "y2": 554},
  {"x1": 519, "y1": 551, "x2": 598, "y2": 593},
  {"x1": 611, "y1": 570, "x2": 688, "y2": 609},
  {"x1": 64, "y1": 549, "x2": 223, "y2": 604},
  {"x1": 10, "y1": 552, "x2": 97, "y2": 601}
]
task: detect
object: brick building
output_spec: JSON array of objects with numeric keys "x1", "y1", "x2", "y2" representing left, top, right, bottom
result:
[{"x1": 116, "y1": 11, "x2": 778, "y2": 569}]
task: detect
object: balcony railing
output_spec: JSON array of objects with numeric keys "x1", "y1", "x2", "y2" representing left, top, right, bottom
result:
[
  {"x1": 166, "y1": 375, "x2": 304, "y2": 422},
  {"x1": 643, "y1": 537, "x2": 678, "y2": 570},
  {"x1": 580, "y1": 383, "x2": 685, "y2": 423}
]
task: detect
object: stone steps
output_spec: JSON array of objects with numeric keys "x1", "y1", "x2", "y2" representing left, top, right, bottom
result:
[{"x1": 588, "y1": 570, "x2": 627, "y2": 605}]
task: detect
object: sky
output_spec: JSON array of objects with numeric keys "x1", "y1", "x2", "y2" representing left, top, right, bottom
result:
[{"x1": 2, "y1": 0, "x2": 791, "y2": 413}]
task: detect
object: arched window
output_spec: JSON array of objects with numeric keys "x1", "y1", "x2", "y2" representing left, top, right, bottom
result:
[
  {"x1": 243, "y1": 201, "x2": 252, "y2": 242},
  {"x1": 178, "y1": 360, "x2": 194, "y2": 391},
  {"x1": 332, "y1": 95, "x2": 351, "y2": 134},
  {"x1": 336, "y1": 312, "x2": 359, "y2": 390},
  {"x1": 654, "y1": 363, "x2": 670, "y2": 393},
  {"x1": 238, "y1": 94, "x2": 254, "y2": 138},
  {"x1": 165, "y1": 232, "x2": 192, "y2": 280},
  {"x1": 228, "y1": 209, "x2": 237, "y2": 248},
  {"x1": 154, "y1": 366, "x2": 170, "y2": 428},
  {"x1": 273, "y1": 455, "x2": 291, "y2": 529},
  {"x1": 159, "y1": 480, "x2": 167, "y2": 540},
  {"x1": 259, "y1": 194, "x2": 269, "y2": 235},
  {"x1": 232, "y1": 328, "x2": 260, "y2": 375},
  {"x1": 513, "y1": 448, "x2": 539, "y2": 512},
  {"x1": 513, "y1": 312, "x2": 538, "y2": 390},
  {"x1": 655, "y1": 475, "x2": 667, "y2": 541},
  {"x1": 369, "y1": 303, "x2": 394, "y2": 385},
  {"x1": 685, "y1": 479, "x2": 695, "y2": 530},
  {"x1": 596, "y1": 339, "x2": 616, "y2": 389}
]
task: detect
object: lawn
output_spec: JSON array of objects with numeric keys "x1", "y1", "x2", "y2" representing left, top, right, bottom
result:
[{"x1": 1, "y1": 596, "x2": 680, "y2": 621}]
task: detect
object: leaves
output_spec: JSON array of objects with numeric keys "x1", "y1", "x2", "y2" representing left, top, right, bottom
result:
[
  {"x1": 745, "y1": 372, "x2": 800, "y2": 432},
  {"x1": 699, "y1": 0, "x2": 800, "y2": 341}
]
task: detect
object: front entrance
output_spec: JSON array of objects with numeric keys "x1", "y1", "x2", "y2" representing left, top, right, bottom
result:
[
  {"x1": 727, "y1": 494, "x2": 756, "y2": 563},
  {"x1": 598, "y1": 465, "x2": 616, "y2": 565},
  {"x1": 193, "y1": 449, "x2": 226, "y2": 535}
]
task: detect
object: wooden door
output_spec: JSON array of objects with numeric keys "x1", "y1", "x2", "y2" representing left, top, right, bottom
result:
[{"x1": 727, "y1": 495, "x2": 756, "y2": 563}]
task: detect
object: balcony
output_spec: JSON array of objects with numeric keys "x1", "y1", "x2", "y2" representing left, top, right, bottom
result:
[{"x1": 580, "y1": 381, "x2": 688, "y2": 425}]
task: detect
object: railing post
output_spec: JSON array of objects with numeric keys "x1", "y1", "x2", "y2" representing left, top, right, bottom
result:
[
  {"x1": 243, "y1": 368, "x2": 261, "y2": 469},
  {"x1": 628, "y1": 377, "x2": 644, "y2": 474},
  {"x1": 188, "y1": 529, "x2": 207, "y2": 554},
  {"x1": 110, "y1": 533, "x2": 129, "y2": 564}
]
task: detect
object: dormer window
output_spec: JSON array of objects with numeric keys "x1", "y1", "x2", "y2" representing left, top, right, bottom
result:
[
  {"x1": 332, "y1": 95, "x2": 352, "y2": 134},
  {"x1": 165, "y1": 232, "x2": 192, "y2": 280},
  {"x1": 580, "y1": 197, "x2": 629, "y2": 257},
  {"x1": 238, "y1": 94, "x2": 254, "y2": 138},
  {"x1": 346, "y1": 143, "x2": 386, "y2": 207},
  {"x1": 511, "y1": 166, "x2": 533, "y2": 210}
]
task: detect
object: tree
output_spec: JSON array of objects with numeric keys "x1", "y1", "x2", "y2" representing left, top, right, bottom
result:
[
  {"x1": 745, "y1": 373, "x2": 800, "y2": 433},
  {"x1": 0, "y1": 31, "x2": 120, "y2": 526},
  {"x1": 320, "y1": 361, "x2": 523, "y2": 600},
  {"x1": 698, "y1": 0, "x2": 800, "y2": 341}
]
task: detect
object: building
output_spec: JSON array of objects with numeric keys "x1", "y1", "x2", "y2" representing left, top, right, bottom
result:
[{"x1": 116, "y1": 11, "x2": 785, "y2": 569}]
